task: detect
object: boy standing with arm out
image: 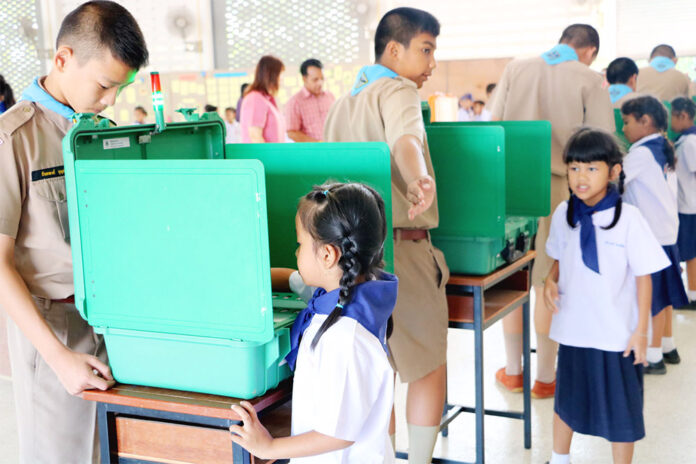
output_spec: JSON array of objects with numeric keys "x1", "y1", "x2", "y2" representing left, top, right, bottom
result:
[
  {"x1": 324, "y1": 8, "x2": 447, "y2": 464},
  {"x1": 0, "y1": 2, "x2": 148, "y2": 462}
]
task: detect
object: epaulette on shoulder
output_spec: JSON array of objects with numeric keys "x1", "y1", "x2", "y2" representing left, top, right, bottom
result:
[{"x1": 0, "y1": 101, "x2": 36, "y2": 136}]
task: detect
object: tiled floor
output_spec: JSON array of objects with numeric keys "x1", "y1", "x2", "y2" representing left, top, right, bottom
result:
[{"x1": 1, "y1": 310, "x2": 695, "y2": 463}]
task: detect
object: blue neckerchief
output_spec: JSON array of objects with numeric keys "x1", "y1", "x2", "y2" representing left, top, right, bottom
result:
[
  {"x1": 608, "y1": 84, "x2": 633, "y2": 104},
  {"x1": 541, "y1": 44, "x2": 578, "y2": 66},
  {"x1": 636, "y1": 136, "x2": 669, "y2": 172},
  {"x1": 351, "y1": 64, "x2": 398, "y2": 96},
  {"x1": 676, "y1": 126, "x2": 696, "y2": 143},
  {"x1": 285, "y1": 272, "x2": 398, "y2": 371},
  {"x1": 20, "y1": 78, "x2": 75, "y2": 121},
  {"x1": 571, "y1": 185, "x2": 621, "y2": 274},
  {"x1": 0, "y1": 101, "x2": 6, "y2": 114},
  {"x1": 650, "y1": 56, "x2": 675, "y2": 73}
]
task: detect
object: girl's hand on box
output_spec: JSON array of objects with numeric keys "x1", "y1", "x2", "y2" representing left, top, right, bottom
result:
[
  {"x1": 230, "y1": 401, "x2": 274, "y2": 458},
  {"x1": 624, "y1": 331, "x2": 648, "y2": 366}
]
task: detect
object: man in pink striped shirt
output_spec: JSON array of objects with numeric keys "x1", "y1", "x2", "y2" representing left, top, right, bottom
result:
[{"x1": 285, "y1": 58, "x2": 335, "y2": 142}]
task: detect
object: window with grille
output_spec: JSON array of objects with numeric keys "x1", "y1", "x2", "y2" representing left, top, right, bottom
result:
[{"x1": 0, "y1": 0, "x2": 45, "y2": 96}]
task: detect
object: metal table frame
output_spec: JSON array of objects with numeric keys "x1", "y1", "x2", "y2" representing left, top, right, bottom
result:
[{"x1": 396, "y1": 251, "x2": 535, "y2": 464}]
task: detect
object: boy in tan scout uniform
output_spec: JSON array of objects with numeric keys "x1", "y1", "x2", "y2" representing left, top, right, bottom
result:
[
  {"x1": 0, "y1": 2, "x2": 148, "y2": 463},
  {"x1": 489, "y1": 24, "x2": 614, "y2": 399},
  {"x1": 637, "y1": 44, "x2": 691, "y2": 103},
  {"x1": 324, "y1": 7, "x2": 447, "y2": 464}
]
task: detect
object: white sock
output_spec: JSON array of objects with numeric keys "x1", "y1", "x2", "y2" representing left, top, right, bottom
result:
[
  {"x1": 503, "y1": 333, "x2": 523, "y2": 375},
  {"x1": 647, "y1": 346, "x2": 663, "y2": 363},
  {"x1": 688, "y1": 289, "x2": 696, "y2": 301},
  {"x1": 550, "y1": 451, "x2": 571, "y2": 464},
  {"x1": 662, "y1": 336, "x2": 676, "y2": 352},
  {"x1": 407, "y1": 424, "x2": 439, "y2": 464}
]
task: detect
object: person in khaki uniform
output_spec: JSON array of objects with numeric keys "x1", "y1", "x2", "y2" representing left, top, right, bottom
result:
[
  {"x1": 324, "y1": 8, "x2": 447, "y2": 464},
  {"x1": 489, "y1": 24, "x2": 615, "y2": 399},
  {"x1": 0, "y1": 3, "x2": 148, "y2": 463},
  {"x1": 637, "y1": 44, "x2": 691, "y2": 103}
]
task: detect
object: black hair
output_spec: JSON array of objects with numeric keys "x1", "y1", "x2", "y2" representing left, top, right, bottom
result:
[
  {"x1": 606, "y1": 57, "x2": 638, "y2": 84},
  {"x1": 57, "y1": 1, "x2": 148, "y2": 70},
  {"x1": 224, "y1": 106, "x2": 236, "y2": 113},
  {"x1": 558, "y1": 24, "x2": 600, "y2": 53},
  {"x1": 671, "y1": 97, "x2": 696, "y2": 120},
  {"x1": 134, "y1": 105, "x2": 147, "y2": 115},
  {"x1": 240, "y1": 83, "x2": 249, "y2": 95},
  {"x1": 300, "y1": 58, "x2": 323, "y2": 76},
  {"x1": 473, "y1": 100, "x2": 485, "y2": 106},
  {"x1": 563, "y1": 127, "x2": 625, "y2": 230},
  {"x1": 485, "y1": 83, "x2": 496, "y2": 95},
  {"x1": 297, "y1": 182, "x2": 389, "y2": 350},
  {"x1": 650, "y1": 44, "x2": 676, "y2": 60},
  {"x1": 621, "y1": 96, "x2": 675, "y2": 170},
  {"x1": 374, "y1": 7, "x2": 440, "y2": 61},
  {"x1": 204, "y1": 104, "x2": 218, "y2": 113},
  {"x1": 0, "y1": 75, "x2": 15, "y2": 109}
]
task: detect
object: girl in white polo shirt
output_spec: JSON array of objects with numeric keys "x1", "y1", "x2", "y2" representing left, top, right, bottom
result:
[
  {"x1": 544, "y1": 128, "x2": 669, "y2": 464},
  {"x1": 621, "y1": 96, "x2": 689, "y2": 373}
]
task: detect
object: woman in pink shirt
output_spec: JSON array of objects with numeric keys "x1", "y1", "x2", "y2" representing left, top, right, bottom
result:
[{"x1": 241, "y1": 55, "x2": 287, "y2": 143}]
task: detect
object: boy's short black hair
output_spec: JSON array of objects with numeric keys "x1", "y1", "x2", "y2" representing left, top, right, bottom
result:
[
  {"x1": 204, "y1": 104, "x2": 218, "y2": 113},
  {"x1": 300, "y1": 59, "x2": 323, "y2": 76},
  {"x1": 134, "y1": 105, "x2": 147, "y2": 115},
  {"x1": 606, "y1": 57, "x2": 638, "y2": 84},
  {"x1": 224, "y1": 106, "x2": 236, "y2": 113},
  {"x1": 485, "y1": 83, "x2": 496, "y2": 95},
  {"x1": 559, "y1": 24, "x2": 600, "y2": 53},
  {"x1": 374, "y1": 7, "x2": 440, "y2": 61},
  {"x1": 57, "y1": 1, "x2": 148, "y2": 70},
  {"x1": 671, "y1": 97, "x2": 696, "y2": 120},
  {"x1": 473, "y1": 100, "x2": 485, "y2": 106},
  {"x1": 650, "y1": 44, "x2": 676, "y2": 59}
]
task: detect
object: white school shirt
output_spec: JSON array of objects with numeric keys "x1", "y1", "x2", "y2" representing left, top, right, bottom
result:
[
  {"x1": 623, "y1": 133, "x2": 680, "y2": 245},
  {"x1": 546, "y1": 201, "x2": 669, "y2": 352},
  {"x1": 290, "y1": 314, "x2": 395, "y2": 464},
  {"x1": 225, "y1": 120, "x2": 241, "y2": 144},
  {"x1": 675, "y1": 133, "x2": 696, "y2": 214}
]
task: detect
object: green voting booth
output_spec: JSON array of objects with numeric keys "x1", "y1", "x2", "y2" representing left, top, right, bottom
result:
[
  {"x1": 424, "y1": 118, "x2": 551, "y2": 274},
  {"x1": 63, "y1": 112, "x2": 392, "y2": 398}
]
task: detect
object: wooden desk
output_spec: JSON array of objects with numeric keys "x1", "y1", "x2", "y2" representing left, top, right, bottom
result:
[
  {"x1": 83, "y1": 381, "x2": 292, "y2": 464},
  {"x1": 397, "y1": 251, "x2": 535, "y2": 464}
]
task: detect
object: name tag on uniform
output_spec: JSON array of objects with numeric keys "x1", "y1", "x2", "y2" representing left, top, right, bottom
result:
[{"x1": 32, "y1": 166, "x2": 65, "y2": 181}]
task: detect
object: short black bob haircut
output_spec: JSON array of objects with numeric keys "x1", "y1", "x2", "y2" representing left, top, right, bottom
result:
[{"x1": 374, "y1": 7, "x2": 440, "y2": 61}]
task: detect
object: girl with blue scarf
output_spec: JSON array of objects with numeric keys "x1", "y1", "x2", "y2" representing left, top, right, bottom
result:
[
  {"x1": 230, "y1": 182, "x2": 397, "y2": 463},
  {"x1": 621, "y1": 96, "x2": 689, "y2": 374},
  {"x1": 543, "y1": 128, "x2": 669, "y2": 464}
]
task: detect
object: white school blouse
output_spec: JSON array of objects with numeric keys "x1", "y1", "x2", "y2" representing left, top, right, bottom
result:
[
  {"x1": 675, "y1": 133, "x2": 696, "y2": 214},
  {"x1": 623, "y1": 133, "x2": 679, "y2": 245},
  {"x1": 290, "y1": 314, "x2": 395, "y2": 464},
  {"x1": 546, "y1": 201, "x2": 669, "y2": 352}
]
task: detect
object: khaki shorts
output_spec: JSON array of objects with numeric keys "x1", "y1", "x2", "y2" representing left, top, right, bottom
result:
[
  {"x1": 388, "y1": 235, "x2": 450, "y2": 383},
  {"x1": 532, "y1": 174, "x2": 569, "y2": 287},
  {"x1": 6, "y1": 297, "x2": 106, "y2": 464}
]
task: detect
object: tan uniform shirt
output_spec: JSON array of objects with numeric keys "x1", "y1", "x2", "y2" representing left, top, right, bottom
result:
[
  {"x1": 637, "y1": 66, "x2": 690, "y2": 103},
  {"x1": 490, "y1": 56, "x2": 615, "y2": 175},
  {"x1": 0, "y1": 100, "x2": 73, "y2": 299},
  {"x1": 324, "y1": 76, "x2": 439, "y2": 229}
]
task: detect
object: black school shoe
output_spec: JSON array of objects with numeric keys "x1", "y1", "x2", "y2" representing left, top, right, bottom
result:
[
  {"x1": 676, "y1": 300, "x2": 696, "y2": 310},
  {"x1": 663, "y1": 349, "x2": 681, "y2": 364},
  {"x1": 645, "y1": 359, "x2": 667, "y2": 375}
]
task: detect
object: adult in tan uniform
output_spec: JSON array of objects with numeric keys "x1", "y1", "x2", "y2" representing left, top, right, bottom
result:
[
  {"x1": 489, "y1": 24, "x2": 614, "y2": 399},
  {"x1": 324, "y1": 8, "x2": 447, "y2": 464},
  {"x1": 0, "y1": 3, "x2": 148, "y2": 463},
  {"x1": 637, "y1": 44, "x2": 691, "y2": 103}
]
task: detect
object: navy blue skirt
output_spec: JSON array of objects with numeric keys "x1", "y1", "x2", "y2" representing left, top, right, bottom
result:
[
  {"x1": 651, "y1": 244, "x2": 688, "y2": 315},
  {"x1": 678, "y1": 213, "x2": 696, "y2": 262},
  {"x1": 555, "y1": 344, "x2": 644, "y2": 443}
]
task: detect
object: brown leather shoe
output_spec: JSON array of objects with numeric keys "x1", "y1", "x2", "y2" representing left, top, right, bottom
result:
[
  {"x1": 495, "y1": 367, "x2": 523, "y2": 392},
  {"x1": 531, "y1": 379, "x2": 556, "y2": 399}
]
